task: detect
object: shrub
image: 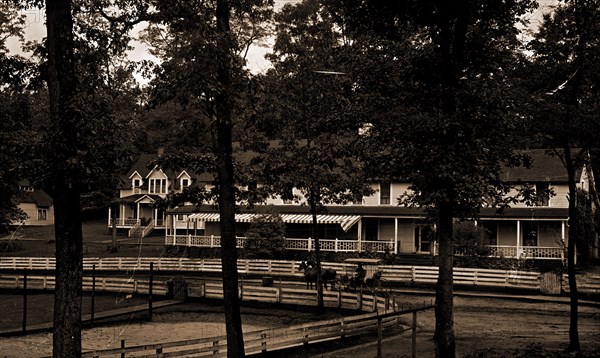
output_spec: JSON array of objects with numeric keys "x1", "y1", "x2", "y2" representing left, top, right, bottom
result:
[
  {"x1": 243, "y1": 213, "x2": 287, "y2": 259},
  {"x1": 0, "y1": 239, "x2": 23, "y2": 253},
  {"x1": 454, "y1": 221, "x2": 490, "y2": 257}
]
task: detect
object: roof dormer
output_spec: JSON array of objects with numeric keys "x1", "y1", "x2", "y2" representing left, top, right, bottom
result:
[{"x1": 178, "y1": 171, "x2": 192, "y2": 190}]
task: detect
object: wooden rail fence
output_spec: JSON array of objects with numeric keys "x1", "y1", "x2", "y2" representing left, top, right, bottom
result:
[
  {"x1": 80, "y1": 302, "x2": 434, "y2": 357},
  {"x1": 2, "y1": 257, "x2": 599, "y2": 294},
  {"x1": 0, "y1": 274, "x2": 396, "y2": 313}
]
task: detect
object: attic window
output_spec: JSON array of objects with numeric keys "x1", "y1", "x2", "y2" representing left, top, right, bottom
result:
[
  {"x1": 133, "y1": 179, "x2": 141, "y2": 188},
  {"x1": 181, "y1": 178, "x2": 189, "y2": 188}
]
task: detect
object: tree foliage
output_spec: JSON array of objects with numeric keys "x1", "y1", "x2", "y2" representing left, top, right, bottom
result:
[
  {"x1": 523, "y1": 1, "x2": 600, "y2": 352},
  {"x1": 140, "y1": 1, "x2": 274, "y2": 356},
  {"x1": 243, "y1": 212, "x2": 286, "y2": 259},
  {"x1": 334, "y1": 1, "x2": 536, "y2": 356},
  {"x1": 0, "y1": 4, "x2": 33, "y2": 234},
  {"x1": 245, "y1": 0, "x2": 373, "y2": 309}
]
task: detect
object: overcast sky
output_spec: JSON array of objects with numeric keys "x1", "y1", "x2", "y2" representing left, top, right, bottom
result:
[{"x1": 7, "y1": 0, "x2": 557, "y2": 84}]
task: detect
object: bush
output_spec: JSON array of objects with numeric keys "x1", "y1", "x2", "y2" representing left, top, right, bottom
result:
[
  {"x1": 243, "y1": 213, "x2": 287, "y2": 259},
  {"x1": 0, "y1": 239, "x2": 23, "y2": 253},
  {"x1": 454, "y1": 221, "x2": 490, "y2": 257}
]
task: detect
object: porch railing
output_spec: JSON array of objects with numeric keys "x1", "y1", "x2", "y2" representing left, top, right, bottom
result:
[
  {"x1": 141, "y1": 219, "x2": 155, "y2": 238},
  {"x1": 167, "y1": 235, "x2": 395, "y2": 253},
  {"x1": 110, "y1": 218, "x2": 140, "y2": 227},
  {"x1": 128, "y1": 221, "x2": 142, "y2": 238},
  {"x1": 465, "y1": 245, "x2": 564, "y2": 260},
  {"x1": 110, "y1": 218, "x2": 166, "y2": 228},
  {"x1": 169, "y1": 236, "x2": 563, "y2": 259}
]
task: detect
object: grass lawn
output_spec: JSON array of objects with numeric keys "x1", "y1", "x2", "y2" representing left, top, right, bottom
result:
[{"x1": 1, "y1": 220, "x2": 168, "y2": 258}]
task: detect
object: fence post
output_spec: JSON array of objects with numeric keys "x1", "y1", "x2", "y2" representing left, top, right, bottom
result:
[
  {"x1": 377, "y1": 316, "x2": 383, "y2": 358},
  {"x1": 261, "y1": 333, "x2": 267, "y2": 353},
  {"x1": 412, "y1": 311, "x2": 417, "y2": 358},
  {"x1": 373, "y1": 293, "x2": 378, "y2": 312},
  {"x1": 149, "y1": 262, "x2": 153, "y2": 321},
  {"x1": 337, "y1": 284, "x2": 342, "y2": 309},
  {"x1": 240, "y1": 277, "x2": 244, "y2": 300},
  {"x1": 278, "y1": 279, "x2": 282, "y2": 303},
  {"x1": 120, "y1": 339, "x2": 125, "y2": 358},
  {"x1": 22, "y1": 270, "x2": 27, "y2": 333},
  {"x1": 303, "y1": 327, "x2": 308, "y2": 346},
  {"x1": 358, "y1": 286, "x2": 363, "y2": 311},
  {"x1": 91, "y1": 264, "x2": 96, "y2": 326}
]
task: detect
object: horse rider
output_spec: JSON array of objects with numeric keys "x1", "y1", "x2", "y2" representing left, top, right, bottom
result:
[{"x1": 355, "y1": 263, "x2": 366, "y2": 285}]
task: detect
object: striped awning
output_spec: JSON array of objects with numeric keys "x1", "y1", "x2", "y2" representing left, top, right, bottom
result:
[{"x1": 187, "y1": 213, "x2": 361, "y2": 232}]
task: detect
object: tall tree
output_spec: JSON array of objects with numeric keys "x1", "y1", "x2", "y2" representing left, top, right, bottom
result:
[
  {"x1": 335, "y1": 1, "x2": 535, "y2": 356},
  {"x1": 45, "y1": 0, "x2": 84, "y2": 356},
  {"x1": 142, "y1": 1, "x2": 273, "y2": 355},
  {"x1": 248, "y1": 0, "x2": 373, "y2": 310},
  {"x1": 525, "y1": 0, "x2": 600, "y2": 352}
]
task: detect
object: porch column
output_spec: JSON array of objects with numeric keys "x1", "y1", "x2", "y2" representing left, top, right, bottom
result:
[
  {"x1": 154, "y1": 208, "x2": 158, "y2": 223},
  {"x1": 136, "y1": 203, "x2": 140, "y2": 220},
  {"x1": 120, "y1": 205, "x2": 124, "y2": 225},
  {"x1": 169, "y1": 215, "x2": 172, "y2": 237},
  {"x1": 108, "y1": 207, "x2": 111, "y2": 226},
  {"x1": 357, "y1": 219, "x2": 362, "y2": 253},
  {"x1": 516, "y1": 220, "x2": 521, "y2": 259},
  {"x1": 173, "y1": 216, "x2": 177, "y2": 243},
  {"x1": 394, "y1": 218, "x2": 399, "y2": 254},
  {"x1": 561, "y1": 220, "x2": 566, "y2": 261}
]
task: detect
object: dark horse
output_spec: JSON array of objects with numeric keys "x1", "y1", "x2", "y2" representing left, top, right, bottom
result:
[{"x1": 299, "y1": 261, "x2": 337, "y2": 290}]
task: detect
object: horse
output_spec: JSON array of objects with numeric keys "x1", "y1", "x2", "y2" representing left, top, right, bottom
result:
[{"x1": 299, "y1": 261, "x2": 337, "y2": 290}]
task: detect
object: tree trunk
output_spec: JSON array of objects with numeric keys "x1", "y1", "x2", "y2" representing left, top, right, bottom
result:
[
  {"x1": 563, "y1": 146, "x2": 580, "y2": 353},
  {"x1": 45, "y1": 0, "x2": 84, "y2": 356},
  {"x1": 215, "y1": 1, "x2": 245, "y2": 357},
  {"x1": 111, "y1": 204, "x2": 118, "y2": 251},
  {"x1": 435, "y1": 200, "x2": 455, "y2": 358},
  {"x1": 309, "y1": 190, "x2": 324, "y2": 310}
]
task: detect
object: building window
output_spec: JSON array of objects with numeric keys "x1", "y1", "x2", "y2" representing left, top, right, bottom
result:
[
  {"x1": 181, "y1": 178, "x2": 189, "y2": 188},
  {"x1": 38, "y1": 209, "x2": 47, "y2": 221},
  {"x1": 536, "y1": 183, "x2": 550, "y2": 206},
  {"x1": 380, "y1": 182, "x2": 391, "y2": 205},
  {"x1": 149, "y1": 178, "x2": 167, "y2": 194},
  {"x1": 133, "y1": 179, "x2": 141, "y2": 188}
]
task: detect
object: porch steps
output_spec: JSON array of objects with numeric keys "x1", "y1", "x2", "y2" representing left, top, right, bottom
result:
[{"x1": 392, "y1": 254, "x2": 435, "y2": 267}]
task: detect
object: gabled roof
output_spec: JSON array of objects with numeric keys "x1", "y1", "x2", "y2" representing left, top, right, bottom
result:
[
  {"x1": 119, "y1": 194, "x2": 163, "y2": 203},
  {"x1": 14, "y1": 188, "x2": 53, "y2": 208},
  {"x1": 501, "y1": 149, "x2": 580, "y2": 183}
]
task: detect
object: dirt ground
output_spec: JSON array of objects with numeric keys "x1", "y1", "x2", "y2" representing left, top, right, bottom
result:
[
  {"x1": 0, "y1": 294, "x2": 598, "y2": 357},
  {"x1": 2, "y1": 222, "x2": 600, "y2": 356}
]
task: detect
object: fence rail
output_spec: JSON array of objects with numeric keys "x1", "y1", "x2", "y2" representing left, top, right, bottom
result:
[
  {"x1": 81, "y1": 302, "x2": 434, "y2": 358},
  {"x1": 2, "y1": 257, "x2": 599, "y2": 294}
]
